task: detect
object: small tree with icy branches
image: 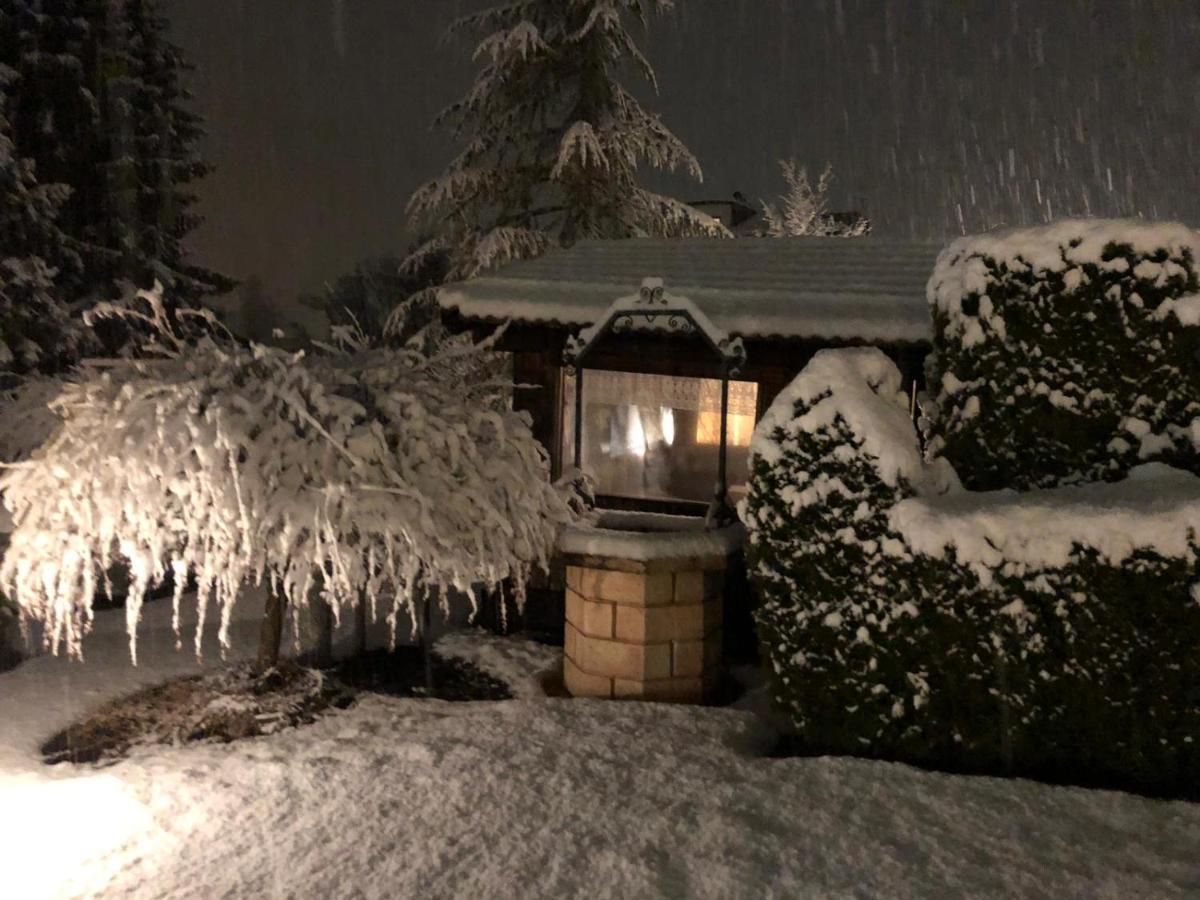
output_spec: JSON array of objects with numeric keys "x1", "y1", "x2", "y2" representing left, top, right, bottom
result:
[
  {"x1": 406, "y1": 0, "x2": 728, "y2": 281},
  {"x1": 0, "y1": 286, "x2": 572, "y2": 667},
  {"x1": 760, "y1": 159, "x2": 869, "y2": 238}
]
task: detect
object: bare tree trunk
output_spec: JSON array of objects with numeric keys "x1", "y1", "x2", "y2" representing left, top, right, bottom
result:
[
  {"x1": 257, "y1": 592, "x2": 286, "y2": 672},
  {"x1": 354, "y1": 591, "x2": 368, "y2": 657},
  {"x1": 997, "y1": 651, "x2": 1014, "y2": 774},
  {"x1": 421, "y1": 591, "x2": 434, "y2": 692},
  {"x1": 311, "y1": 598, "x2": 334, "y2": 668}
]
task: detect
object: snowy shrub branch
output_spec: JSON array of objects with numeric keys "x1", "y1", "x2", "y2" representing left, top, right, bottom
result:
[
  {"x1": 926, "y1": 218, "x2": 1200, "y2": 490},
  {"x1": 0, "y1": 285, "x2": 573, "y2": 662},
  {"x1": 759, "y1": 160, "x2": 869, "y2": 238}
]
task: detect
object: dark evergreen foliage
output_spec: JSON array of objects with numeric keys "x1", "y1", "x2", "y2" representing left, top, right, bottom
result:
[
  {"x1": 926, "y1": 224, "x2": 1200, "y2": 491},
  {"x1": 407, "y1": 0, "x2": 727, "y2": 281},
  {"x1": 745, "y1": 348, "x2": 1200, "y2": 799},
  {"x1": 304, "y1": 248, "x2": 450, "y2": 339},
  {"x1": 0, "y1": 0, "x2": 228, "y2": 371}
]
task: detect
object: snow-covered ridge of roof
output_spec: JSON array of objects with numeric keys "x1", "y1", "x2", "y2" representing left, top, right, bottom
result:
[
  {"x1": 438, "y1": 237, "x2": 940, "y2": 344},
  {"x1": 889, "y1": 463, "x2": 1200, "y2": 583},
  {"x1": 565, "y1": 277, "x2": 746, "y2": 369}
]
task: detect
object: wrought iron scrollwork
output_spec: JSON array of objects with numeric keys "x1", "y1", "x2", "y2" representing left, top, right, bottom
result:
[{"x1": 564, "y1": 276, "x2": 749, "y2": 529}]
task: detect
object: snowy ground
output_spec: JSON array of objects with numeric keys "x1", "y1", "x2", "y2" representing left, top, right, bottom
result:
[{"x1": 2, "y1": 598, "x2": 1198, "y2": 899}]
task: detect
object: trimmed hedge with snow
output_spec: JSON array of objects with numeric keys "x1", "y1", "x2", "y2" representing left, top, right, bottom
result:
[
  {"x1": 925, "y1": 219, "x2": 1200, "y2": 491},
  {"x1": 743, "y1": 347, "x2": 1200, "y2": 797},
  {"x1": 740, "y1": 350, "x2": 973, "y2": 765}
]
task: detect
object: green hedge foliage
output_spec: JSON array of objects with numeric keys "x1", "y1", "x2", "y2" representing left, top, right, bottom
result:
[
  {"x1": 743, "y1": 347, "x2": 1200, "y2": 798},
  {"x1": 925, "y1": 219, "x2": 1200, "y2": 491}
]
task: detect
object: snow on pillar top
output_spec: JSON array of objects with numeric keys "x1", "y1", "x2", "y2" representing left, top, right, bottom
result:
[{"x1": 638, "y1": 277, "x2": 666, "y2": 304}]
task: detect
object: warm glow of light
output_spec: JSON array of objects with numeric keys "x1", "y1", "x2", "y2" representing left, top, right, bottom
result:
[
  {"x1": 626, "y1": 406, "x2": 647, "y2": 457},
  {"x1": 660, "y1": 406, "x2": 675, "y2": 446},
  {"x1": 0, "y1": 772, "x2": 160, "y2": 899},
  {"x1": 695, "y1": 411, "x2": 756, "y2": 446}
]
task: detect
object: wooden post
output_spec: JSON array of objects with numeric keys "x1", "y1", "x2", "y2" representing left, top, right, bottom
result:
[
  {"x1": 311, "y1": 597, "x2": 334, "y2": 668},
  {"x1": 573, "y1": 365, "x2": 584, "y2": 471},
  {"x1": 256, "y1": 592, "x2": 286, "y2": 672},
  {"x1": 354, "y1": 591, "x2": 368, "y2": 657},
  {"x1": 420, "y1": 591, "x2": 434, "y2": 692}
]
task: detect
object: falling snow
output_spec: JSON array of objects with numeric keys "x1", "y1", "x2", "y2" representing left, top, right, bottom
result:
[{"x1": 164, "y1": 0, "x2": 1200, "y2": 304}]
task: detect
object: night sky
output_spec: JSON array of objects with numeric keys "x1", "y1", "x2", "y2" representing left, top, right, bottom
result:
[{"x1": 165, "y1": 0, "x2": 1200, "y2": 310}]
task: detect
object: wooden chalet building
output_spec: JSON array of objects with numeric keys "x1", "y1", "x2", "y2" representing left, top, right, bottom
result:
[{"x1": 441, "y1": 237, "x2": 936, "y2": 509}]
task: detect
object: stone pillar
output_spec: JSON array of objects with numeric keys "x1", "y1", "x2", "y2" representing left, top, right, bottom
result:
[{"x1": 562, "y1": 554, "x2": 726, "y2": 703}]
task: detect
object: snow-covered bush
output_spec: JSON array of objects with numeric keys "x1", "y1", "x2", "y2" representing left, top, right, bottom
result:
[
  {"x1": 0, "y1": 375, "x2": 65, "y2": 465},
  {"x1": 740, "y1": 349, "x2": 968, "y2": 761},
  {"x1": 891, "y1": 464, "x2": 1200, "y2": 792},
  {"x1": 744, "y1": 348, "x2": 1200, "y2": 796},
  {"x1": 926, "y1": 219, "x2": 1200, "y2": 491},
  {"x1": 758, "y1": 160, "x2": 869, "y2": 238},
  {"x1": 0, "y1": 286, "x2": 573, "y2": 664},
  {"x1": 0, "y1": 375, "x2": 67, "y2": 667}
]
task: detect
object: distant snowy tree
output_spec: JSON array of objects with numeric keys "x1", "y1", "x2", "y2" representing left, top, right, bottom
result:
[
  {"x1": 759, "y1": 160, "x2": 870, "y2": 238},
  {"x1": 304, "y1": 247, "x2": 450, "y2": 339},
  {"x1": 0, "y1": 0, "x2": 228, "y2": 365},
  {"x1": 406, "y1": 0, "x2": 728, "y2": 281},
  {"x1": 0, "y1": 286, "x2": 573, "y2": 667}
]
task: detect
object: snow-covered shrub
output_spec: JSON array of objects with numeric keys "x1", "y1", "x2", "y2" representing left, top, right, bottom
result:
[
  {"x1": 0, "y1": 375, "x2": 67, "y2": 667},
  {"x1": 745, "y1": 348, "x2": 1200, "y2": 795},
  {"x1": 758, "y1": 160, "x2": 870, "y2": 238},
  {"x1": 740, "y1": 349, "x2": 969, "y2": 761},
  {"x1": 0, "y1": 375, "x2": 65, "y2": 465},
  {"x1": 891, "y1": 465, "x2": 1200, "y2": 792},
  {"x1": 0, "y1": 286, "x2": 573, "y2": 663},
  {"x1": 926, "y1": 218, "x2": 1200, "y2": 491}
]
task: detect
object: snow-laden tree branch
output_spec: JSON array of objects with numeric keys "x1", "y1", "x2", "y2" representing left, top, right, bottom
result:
[
  {"x1": 407, "y1": 0, "x2": 726, "y2": 283},
  {"x1": 0, "y1": 285, "x2": 574, "y2": 663}
]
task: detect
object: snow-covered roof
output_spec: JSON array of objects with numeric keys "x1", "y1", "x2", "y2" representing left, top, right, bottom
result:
[{"x1": 437, "y1": 237, "x2": 940, "y2": 344}]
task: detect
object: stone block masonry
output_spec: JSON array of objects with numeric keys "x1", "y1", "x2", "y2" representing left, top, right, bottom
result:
[{"x1": 562, "y1": 554, "x2": 727, "y2": 703}]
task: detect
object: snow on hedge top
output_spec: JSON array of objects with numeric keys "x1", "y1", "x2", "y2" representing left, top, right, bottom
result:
[
  {"x1": 929, "y1": 218, "x2": 1200, "y2": 333},
  {"x1": 439, "y1": 237, "x2": 938, "y2": 343},
  {"x1": 890, "y1": 463, "x2": 1200, "y2": 581},
  {"x1": 748, "y1": 347, "x2": 958, "y2": 496}
]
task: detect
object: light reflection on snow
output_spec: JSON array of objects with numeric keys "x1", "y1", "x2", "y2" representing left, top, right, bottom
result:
[{"x1": 0, "y1": 772, "x2": 160, "y2": 899}]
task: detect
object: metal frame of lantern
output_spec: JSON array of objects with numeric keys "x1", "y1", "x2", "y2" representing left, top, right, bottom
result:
[{"x1": 563, "y1": 278, "x2": 748, "y2": 528}]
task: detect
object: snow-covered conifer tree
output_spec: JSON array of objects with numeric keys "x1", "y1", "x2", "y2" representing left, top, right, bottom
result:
[
  {"x1": 406, "y1": 0, "x2": 728, "y2": 281},
  {"x1": 0, "y1": 286, "x2": 573, "y2": 666},
  {"x1": 122, "y1": 0, "x2": 229, "y2": 299},
  {"x1": 304, "y1": 247, "x2": 450, "y2": 339},
  {"x1": 0, "y1": 0, "x2": 228, "y2": 356},
  {"x1": 759, "y1": 159, "x2": 870, "y2": 238},
  {"x1": 0, "y1": 63, "x2": 87, "y2": 375}
]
